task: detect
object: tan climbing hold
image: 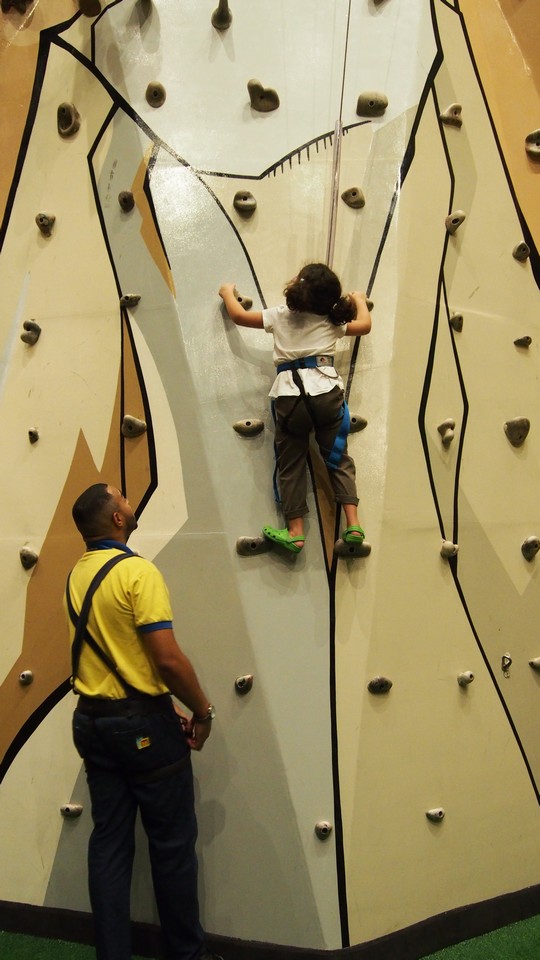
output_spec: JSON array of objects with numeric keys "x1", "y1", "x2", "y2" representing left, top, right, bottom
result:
[
  {"x1": 233, "y1": 288, "x2": 253, "y2": 311},
  {"x1": 120, "y1": 294, "x2": 141, "y2": 307},
  {"x1": 440, "y1": 103, "x2": 463, "y2": 128},
  {"x1": 367, "y1": 676, "x2": 392, "y2": 694},
  {"x1": 514, "y1": 336, "x2": 532, "y2": 348},
  {"x1": 525, "y1": 130, "x2": 540, "y2": 161},
  {"x1": 121, "y1": 415, "x2": 147, "y2": 438},
  {"x1": 20, "y1": 547, "x2": 38, "y2": 570},
  {"x1": 349, "y1": 415, "x2": 368, "y2": 433},
  {"x1": 445, "y1": 210, "x2": 466, "y2": 235},
  {"x1": 211, "y1": 0, "x2": 232, "y2": 29},
  {"x1": 247, "y1": 79, "x2": 280, "y2": 113},
  {"x1": 437, "y1": 418, "x2": 455, "y2": 447},
  {"x1": 521, "y1": 536, "x2": 540, "y2": 562},
  {"x1": 146, "y1": 82, "x2": 166, "y2": 108},
  {"x1": 513, "y1": 242, "x2": 530, "y2": 262},
  {"x1": 20, "y1": 320, "x2": 41, "y2": 346},
  {"x1": 233, "y1": 419, "x2": 264, "y2": 437},
  {"x1": 441, "y1": 540, "x2": 458, "y2": 558},
  {"x1": 57, "y1": 103, "x2": 81, "y2": 138},
  {"x1": 504, "y1": 417, "x2": 530, "y2": 447},
  {"x1": 341, "y1": 187, "x2": 365, "y2": 209},
  {"x1": 356, "y1": 91, "x2": 388, "y2": 118},
  {"x1": 35, "y1": 213, "x2": 55, "y2": 237},
  {"x1": 450, "y1": 313, "x2": 463, "y2": 332},
  {"x1": 118, "y1": 191, "x2": 135, "y2": 212},
  {"x1": 236, "y1": 536, "x2": 274, "y2": 556},
  {"x1": 333, "y1": 539, "x2": 371, "y2": 559},
  {"x1": 233, "y1": 191, "x2": 257, "y2": 215},
  {"x1": 78, "y1": 0, "x2": 102, "y2": 14}
]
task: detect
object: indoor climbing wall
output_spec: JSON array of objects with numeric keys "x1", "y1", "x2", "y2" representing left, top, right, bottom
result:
[{"x1": 0, "y1": 0, "x2": 539, "y2": 956}]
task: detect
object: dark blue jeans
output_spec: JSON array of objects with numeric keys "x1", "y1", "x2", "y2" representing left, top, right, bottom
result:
[{"x1": 73, "y1": 704, "x2": 205, "y2": 960}]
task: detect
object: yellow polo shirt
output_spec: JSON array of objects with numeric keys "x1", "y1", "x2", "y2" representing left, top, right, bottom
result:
[{"x1": 65, "y1": 544, "x2": 172, "y2": 699}]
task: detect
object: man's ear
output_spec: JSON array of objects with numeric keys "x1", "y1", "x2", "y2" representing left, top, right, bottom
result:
[{"x1": 112, "y1": 511, "x2": 123, "y2": 529}]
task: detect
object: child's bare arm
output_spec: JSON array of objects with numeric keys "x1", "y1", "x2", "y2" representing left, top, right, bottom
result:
[
  {"x1": 219, "y1": 283, "x2": 264, "y2": 329},
  {"x1": 344, "y1": 292, "x2": 372, "y2": 337}
]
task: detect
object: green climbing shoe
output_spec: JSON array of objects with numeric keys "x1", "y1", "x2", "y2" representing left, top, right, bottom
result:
[{"x1": 262, "y1": 526, "x2": 305, "y2": 554}]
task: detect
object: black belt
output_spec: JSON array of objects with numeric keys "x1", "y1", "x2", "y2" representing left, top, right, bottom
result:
[{"x1": 76, "y1": 693, "x2": 173, "y2": 717}]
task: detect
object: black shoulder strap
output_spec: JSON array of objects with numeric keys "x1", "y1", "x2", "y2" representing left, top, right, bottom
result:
[{"x1": 66, "y1": 553, "x2": 140, "y2": 695}]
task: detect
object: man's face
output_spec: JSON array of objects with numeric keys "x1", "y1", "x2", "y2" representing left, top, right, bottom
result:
[{"x1": 108, "y1": 486, "x2": 138, "y2": 539}]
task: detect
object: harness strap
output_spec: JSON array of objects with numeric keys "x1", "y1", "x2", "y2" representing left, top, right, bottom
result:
[{"x1": 276, "y1": 355, "x2": 334, "y2": 374}]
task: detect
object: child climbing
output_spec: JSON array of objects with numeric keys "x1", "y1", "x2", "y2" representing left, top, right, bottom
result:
[{"x1": 219, "y1": 263, "x2": 372, "y2": 554}]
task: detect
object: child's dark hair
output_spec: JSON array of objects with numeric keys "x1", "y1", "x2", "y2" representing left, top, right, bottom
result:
[{"x1": 284, "y1": 263, "x2": 356, "y2": 326}]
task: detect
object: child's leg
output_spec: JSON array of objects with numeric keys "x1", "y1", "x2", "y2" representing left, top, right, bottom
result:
[
  {"x1": 311, "y1": 389, "x2": 365, "y2": 537},
  {"x1": 274, "y1": 396, "x2": 312, "y2": 535}
]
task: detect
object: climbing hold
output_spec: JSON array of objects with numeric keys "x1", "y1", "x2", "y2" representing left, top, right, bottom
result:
[
  {"x1": 35, "y1": 213, "x2": 55, "y2": 237},
  {"x1": 366, "y1": 299, "x2": 374, "y2": 312},
  {"x1": 450, "y1": 313, "x2": 463, "y2": 333},
  {"x1": 440, "y1": 103, "x2": 463, "y2": 128},
  {"x1": 20, "y1": 320, "x2": 41, "y2": 346},
  {"x1": 349, "y1": 415, "x2": 368, "y2": 433},
  {"x1": 356, "y1": 91, "x2": 388, "y2": 118},
  {"x1": 120, "y1": 294, "x2": 141, "y2": 308},
  {"x1": 457, "y1": 671, "x2": 474, "y2": 687},
  {"x1": 146, "y1": 82, "x2": 166, "y2": 108},
  {"x1": 28, "y1": 428, "x2": 39, "y2": 444},
  {"x1": 78, "y1": 0, "x2": 101, "y2": 14},
  {"x1": 502, "y1": 653, "x2": 512, "y2": 677},
  {"x1": 60, "y1": 804, "x2": 83, "y2": 818},
  {"x1": 529, "y1": 658, "x2": 540, "y2": 671},
  {"x1": 57, "y1": 103, "x2": 80, "y2": 138},
  {"x1": 426, "y1": 808, "x2": 445, "y2": 823},
  {"x1": 233, "y1": 419, "x2": 264, "y2": 437},
  {"x1": 233, "y1": 288, "x2": 253, "y2": 311},
  {"x1": 118, "y1": 191, "x2": 135, "y2": 212},
  {"x1": 445, "y1": 210, "x2": 466, "y2": 235},
  {"x1": 20, "y1": 547, "x2": 38, "y2": 570},
  {"x1": 235, "y1": 675, "x2": 253, "y2": 695},
  {"x1": 121, "y1": 415, "x2": 147, "y2": 438},
  {"x1": 514, "y1": 336, "x2": 532, "y2": 348},
  {"x1": 521, "y1": 536, "x2": 540, "y2": 562},
  {"x1": 236, "y1": 536, "x2": 274, "y2": 556},
  {"x1": 314, "y1": 821, "x2": 333, "y2": 840},
  {"x1": 2, "y1": 0, "x2": 32, "y2": 11},
  {"x1": 504, "y1": 417, "x2": 530, "y2": 447},
  {"x1": 19, "y1": 670, "x2": 34, "y2": 686},
  {"x1": 367, "y1": 676, "x2": 392, "y2": 695},
  {"x1": 333, "y1": 538, "x2": 371, "y2": 559},
  {"x1": 440, "y1": 540, "x2": 459, "y2": 558},
  {"x1": 247, "y1": 79, "x2": 280, "y2": 113},
  {"x1": 233, "y1": 191, "x2": 257, "y2": 216},
  {"x1": 525, "y1": 130, "x2": 540, "y2": 161},
  {"x1": 512, "y1": 242, "x2": 530, "y2": 262},
  {"x1": 437, "y1": 418, "x2": 455, "y2": 447},
  {"x1": 211, "y1": 0, "x2": 232, "y2": 30},
  {"x1": 341, "y1": 187, "x2": 365, "y2": 209}
]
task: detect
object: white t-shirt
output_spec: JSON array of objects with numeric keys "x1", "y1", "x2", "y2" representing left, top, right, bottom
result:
[{"x1": 262, "y1": 305, "x2": 348, "y2": 398}]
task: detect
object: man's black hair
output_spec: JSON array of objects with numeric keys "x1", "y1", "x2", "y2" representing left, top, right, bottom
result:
[{"x1": 72, "y1": 483, "x2": 113, "y2": 540}]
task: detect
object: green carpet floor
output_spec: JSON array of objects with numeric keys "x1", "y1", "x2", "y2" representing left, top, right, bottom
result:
[{"x1": 1, "y1": 916, "x2": 539, "y2": 960}]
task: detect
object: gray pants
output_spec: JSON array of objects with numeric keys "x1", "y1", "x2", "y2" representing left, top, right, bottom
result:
[{"x1": 274, "y1": 385, "x2": 359, "y2": 521}]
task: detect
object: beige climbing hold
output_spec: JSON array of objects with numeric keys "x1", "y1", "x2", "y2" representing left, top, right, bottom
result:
[
  {"x1": 367, "y1": 676, "x2": 392, "y2": 694},
  {"x1": 20, "y1": 547, "x2": 38, "y2": 570},
  {"x1": 333, "y1": 539, "x2": 371, "y2": 559},
  {"x1": 247, "y1": 79, "x2": 280, "y2": 113},
  {"x1": 514, "y1": 336, "x2": 532, "y2": 348},
  {"x1": 235, "y1": 675, "x2": 253, "y2": 694},
  {"x1": 233, "y1": 191, "x2": 257, "y2": 215},
  {"x1": 445, "y1": 210, "x2": 466, "y2": 235},
  {"x1": 28, "y1": 428, "x2": 39, "y2": 444},
  {"x1": 233, "y1": 419, "x2": 264, "y2": 437},
  {"x1": 57, "y1": 103, "x2": 81, "y2": 138},
  {"x1": 341, "y1": 187, "x2": 365, "y2": 209},
  {"x1": 504, "y1": 417, "x2": 530, "y2": 447},
  {"x1": 121, "y1": 415, "x2": 147, "y2": 438},
  {"x1": 35, "y1": 213, "x2": 55, "y2": 237},
  {"x1": 19, "y1": 670, "x2": 34, "y2": 685},
  {"x1": 349, "y1": 415, "x2": 368, "y2": 433},
  {"x1": 450, "y1": 313, "x2": 463, "y2": 333},
  {"x1": 60, "y1": 804, "x2": 83, "y2": 818},
  {"x1": 457, "y1": 671, "x2": 474, "y2": 687},
  {"x1": 233, "y1": 288, "x2": 253, "y2": 311},
  {"x1": 120, "y1": 294, "x2": 141, "y2": 307},
  {"x1": 441, "y1": 540, "x2": 459, "y2": 558},
  {"x1": 236, "y1": 536, "x2": 274, "y2": 556},
  {"x1": 440, "y1": 103, "x2": 463, "y2": 128},
  {"x1": 525, "y1": 130, "x2": 540, "y2": 161},
  {"x1": 356, "y1": 91, "x2": 388, "y2": 118},
  {"x1": 118, "y1": 191, "x2": 135, "y2": 212},
  {"x1": 211, "y1": 0, "x2": 232, "y2": 29},
  {"x1": 521, "y1": 536, "x2": 540, "y2": 562},
  {"x1": 78, "y1": 0, "x2": 102, "y2": 14},
  {"x1": 146, "y1": 82, "x2": 166, "y2": 108},
  {"x1": 426, "y1": 808, "x2": 445, "y2": 823},
  {"x1": 512, "y1": 242, "x2": 530, "y2": 262},
  {"x1": 20, "y1": 320, "x2": 41, "y2": 346},
  {"x1": 437, "y1": 418, "x2": 455, "y2": 447}
]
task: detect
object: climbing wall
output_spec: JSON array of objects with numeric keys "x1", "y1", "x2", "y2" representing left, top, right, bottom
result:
[{"x1": 0, "y1": 0, "x2": 539, "y2": 955}]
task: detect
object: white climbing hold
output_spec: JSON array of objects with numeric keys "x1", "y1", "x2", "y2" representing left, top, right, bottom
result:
[
  {"x1": 120, "y1": 294, "x2": 141, "y2": 308},
  {"x1": 457, "y1": 671, "x2": 474, "y2": 687},
  {"x1": 235, "y1": 675, "x2": 253, "y2": 694},
  {"x1": 121, "y1": 415, "x2": 147, "y2": 438},
  {"x1": 314, "y1": 821, "x2": 333, "y2": 840},
  {"x1": 445, "y1": 210, "x2": 466, "y2": 235},
  {"x1": 233, "y1": 419, "x2": 264, "y2": 437},
  {"x1": 60, "y1": 804, "x2": 83, "y2": 818},
  {"x1": 333, "y1": 539, "x2": 371, "y2": 559},
  {"x1": 19, "y1": 670, "x2": 34, "y2": 685},
  {"x1": 441, "y1": 540, "x2": 459, "y2": 558},
  {"x1": 233, "y1": 288, "x2": 253, "y2": 311},
  {"x1": 236, "y1": 536, "x2": 274, "y2": 556},
  {"x1": 440, "y1": 103, "x2": 463, "y2": 128},
  {"x1": 437, "y1": 418, "x2": 455, "y2": 447},
  {"x1": 426, "y1": 808, "x2": 445, "y2": 823}
]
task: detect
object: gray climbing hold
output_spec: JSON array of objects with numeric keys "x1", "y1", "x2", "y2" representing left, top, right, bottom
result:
[
  {"x1": 457, "y1": 671, "x2": 474, "y2": 687},
  {"x1": 437, "y1": 418, "x2": 455, "y2": 447},
  {"x1": 234, "y1": 288, "x2": 253, "y2": 311},
  {"x1": 20, "y1": 320, "x2": 41, "y2": 346},
  {"x1": 233, "y1": 419, "x2": 264, "y2": 437},
  {"x1": 450, "y1": 313, "x2": 463, "y2": 332},
  {"x1": 367, "y1": 676, "x2": 392, "y2": 695},
  {"x1": 341, "y1": 187, "x2": 365, "y2": 209},
  {"x1": 349, "y1": 415, "x2": 368, "y2": 433},
  {"x1": 521, "y1": 536, "x2": 540, "y2": 562},
  {"x1": 247, "y1": 79, "x2": 280, "y2": 112},
  {"x1": 120, "y1": 294, "x2": 141, "y2": 307},
  {"x1": 525, "y1": 130, "x2": 540, "y2": 161},
  {"x1": 333, "y1": 538, "x2": 372, "y2": 559},
  {"x1": 356, "y1": 91, "x2": 388, "y2": 118},
  {"x1": 502, "y1": 653, "x2": 512, "y2": 677},
  {"x1": 121, "y1": 415, "x2": 147, "y2": 438},
  {"x1": 19, "y1": 670, "x2": 34, "y2": 686},
  {"x1": 236, "y1": 536, "x2": 274, "y2": 556},
  {"x1": 314, "y1": 821, "x2": 332, "y2": 840},
  {"x1": 57, "y1": 102, "x2": 80, "y2": 138},
  {"x1": 440, "y1": 103, "x2": 463, "y2": 128},
  {"x1": 233, "y1": 191, "x2": 257, "y2": 215},
  {"x1": 146, "y1": 82, "x2": 166, "y2": 108},
  {"x1": 529, "y1": 658, "x2": 540, "y2": 671},
  {"x1": 514, "y1": 336, "x2": 532, "y2": 348},
  {"x1": 441, "y1": 540, "x2": 459, "y2": 558},
  {"x1": 60, "y1": 804, "x2": 83, "y2": 818},
  {"x1": 513, "y1": 242, "x2": 530, "y2": 262},
  {"x1": 235, "y1": 675, "x2": 253, "y2": 694},
  {"x1": 35, "y1": 213, "x2": 55, "y2": 237},
  {"x1": 118, "y1": 191, "x2": 135, "y2": 212},
  {"x1": 366, "y1": 299, "x2": 374, "y2": 312},
  {"x1": 504, "y1": 417, "x2": 530, "y2": 447},
  {"x1": 426, "y1": 808, "x2": 445, "y2": 823},
  {"x1": 78, "y1": 0, "x2": 101, "y2": 14},
  {"x1": 28, "y1": 428, "x2": 39, "y2": 444},
  {"x1": 20, "y1": 547, "x2": 38, "y2": 570},
  {"x1": 445, "y1": 210, "x2": 466, "y2": 235},
  {"x1": 211, "y1": 0, "x2": 232, "y2": 29}
]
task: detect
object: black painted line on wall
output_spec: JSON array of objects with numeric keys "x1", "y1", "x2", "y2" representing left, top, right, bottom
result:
[
  {"x1": 0, "y1": 681, "x2": 71, "y2": 784},
  {"x1": 120, "y1": 310, "x2": 159, "y2": 517}
]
